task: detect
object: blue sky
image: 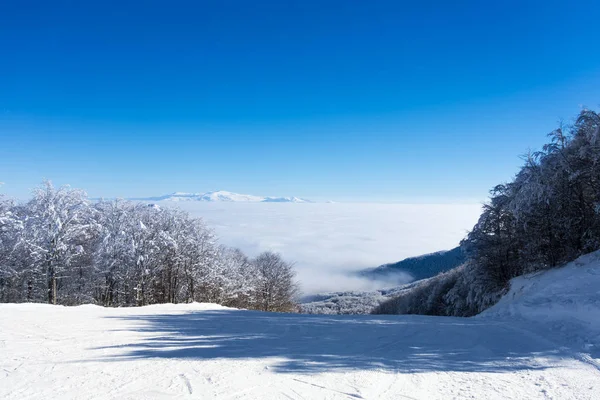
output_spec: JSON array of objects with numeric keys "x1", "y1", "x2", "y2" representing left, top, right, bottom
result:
[{"x1": 1, "y1": 1, "x2": 599, "y2": 201}]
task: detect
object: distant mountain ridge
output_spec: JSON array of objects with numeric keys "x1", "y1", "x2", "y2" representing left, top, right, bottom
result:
[
  {"x1": 131, "y1": 190, "x2": 312, "y2": 203},
  {"x1": 301, "y1": 247, "x2": 467, "y2": 314},
  {"x1": 360, "y1": 246, "x2": 466, "y2": 282}
]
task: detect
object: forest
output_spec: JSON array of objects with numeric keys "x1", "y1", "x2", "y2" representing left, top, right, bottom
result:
[
  {"x1": 0, "y1": 184, "x2": 299, "y2": 312},
  {"x1": 375, "y1": 109, "x2": 600, "y2": 316}
]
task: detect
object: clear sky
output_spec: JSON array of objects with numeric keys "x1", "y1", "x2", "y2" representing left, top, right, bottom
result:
[{"x1": 1, "y1": 1, "x2": 599, "y2": 202}]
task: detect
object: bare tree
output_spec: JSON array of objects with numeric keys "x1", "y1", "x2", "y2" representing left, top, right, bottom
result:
[{"x1": 253, "y1": 251, "x2": 300, "y2": 312}]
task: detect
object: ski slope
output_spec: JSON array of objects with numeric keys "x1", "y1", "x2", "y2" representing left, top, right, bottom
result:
[{"x1": 2, "y1": 253, "x2": 600, "y2": 399}]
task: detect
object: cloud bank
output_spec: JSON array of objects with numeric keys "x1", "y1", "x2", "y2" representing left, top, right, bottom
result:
[{"x1": 171, "y1": 202, "x2": 482, "y2": 294}]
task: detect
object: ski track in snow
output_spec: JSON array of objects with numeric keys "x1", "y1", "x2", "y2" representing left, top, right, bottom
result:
[
  {"x1": 2, "y1": 252, "x2": 600, "y2": 399},
  {"x1": 0, "y1": 304, "x2": 597, "y2": 400}
]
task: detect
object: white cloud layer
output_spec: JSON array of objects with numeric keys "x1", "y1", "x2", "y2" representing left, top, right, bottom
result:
[{"x1": 171, "y1": 202, "x2": 483, "y2": 294}]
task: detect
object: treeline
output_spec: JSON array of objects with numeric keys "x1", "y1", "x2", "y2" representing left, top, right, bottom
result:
[
  {"x1": 375, "y1": 108, "x2": 600, "y2": 316},
  {"x1": 0, "y1": 182, "x2": 299, "y2": 311}
]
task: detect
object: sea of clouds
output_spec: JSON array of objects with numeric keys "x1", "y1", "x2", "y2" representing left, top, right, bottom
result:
[{"x1": 171, "y1": 202, "x2": 482, "y2": 294}]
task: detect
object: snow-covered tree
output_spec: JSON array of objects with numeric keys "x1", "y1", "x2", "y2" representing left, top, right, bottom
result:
[
  {"x1": 253, "y1": 251, "x2": 300, "y2": 312},
  {"x1": 214, "y1": 246, "x2": 258, "y2": 308},
  {"x1": 16, "y1": 181, "x2": 96, "y2": 304},
  {"x1": 0, "y1": 195, "x2": 23, "y2": 302},
  {"x1": 378, "y1": 108, "x2": 600, "y2": 317},
  {"x1": 0, "y1": 182, "x2": 298, "y2": 311}
]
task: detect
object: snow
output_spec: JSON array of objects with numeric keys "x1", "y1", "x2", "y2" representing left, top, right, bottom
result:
[
  {"x1": 196, "y1": 191, "x2": 265, "y2": 202},
  {"x1": 2, "y1": 255, "x2": 600, "y2": 399},
  {"x1": 262, "y1": 196, "x2": 310, "y2": 203},
  {"x1": 133, "y1": 191, "x2": 311, "y2": 203},
  {"x1": 481, "y1": 250, "x2": 600, "y2": 359}
]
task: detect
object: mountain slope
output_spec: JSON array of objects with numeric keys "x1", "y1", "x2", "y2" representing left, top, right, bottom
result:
[
  {"x1": 360, "y1": 246, "x2": 466, "y2": 282},
  {"x1": 300, "y1": 279, "x2": 431, "y2": 314},
  {"x1": 302, "y1": 248, "x2": 467, "y2": 315}
]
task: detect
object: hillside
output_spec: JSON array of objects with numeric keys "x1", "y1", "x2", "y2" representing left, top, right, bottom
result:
[
  {"x1": 2, "y1": 256, "x2": 600, "y2": 399},
  {"x1": 302, "y1": 248, "x2": 466, "y2": 315},
  {"x1": 360, "y1": 246, "x2": 465, "y2": 282},
  {"x1": 300, "y1": 279, "x2": 431, "y2": 314},
  {"x1": 374, "y1": 110, "x2": 600, "y2": 318}
]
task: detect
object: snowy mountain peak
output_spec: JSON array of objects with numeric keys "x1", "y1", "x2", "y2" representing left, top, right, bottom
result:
[
  {"x1": 262, "y1": 196, "x2": 311, "y2": 203},
  {"x1": 171, "y1": 192, "x2": 202, "y2": 196},
  {"x1": 197, "y1": 190, "x2": 264, "y2": 202},
  {"x1": 134, "y1": 191, "x2": 312, "y2": 203}
]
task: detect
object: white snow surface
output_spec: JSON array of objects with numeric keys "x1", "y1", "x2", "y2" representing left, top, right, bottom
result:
[
  {"x1": 482, "y1": 250, "x2": 600, "y2": 357},
  {"x1": 1, "y1": 253, "x2": 600, "y2": 399}
]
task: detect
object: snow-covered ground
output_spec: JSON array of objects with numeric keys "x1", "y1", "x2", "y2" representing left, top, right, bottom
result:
[
  {"x1": 482, "y1": 250, "x2": 600, "y2": 363},
  {"x1": 2, "y1": 252, "x2": 599, "y2": 399}
]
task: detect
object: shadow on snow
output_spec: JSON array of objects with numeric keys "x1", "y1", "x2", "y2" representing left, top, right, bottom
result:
[{"x1": 91, "y1": 309, "x2": 566, "y2": 374}]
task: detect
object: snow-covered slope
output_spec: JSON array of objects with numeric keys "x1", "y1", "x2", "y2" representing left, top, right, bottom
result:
[
  {"x1": 132, "y1": 190, "x2": 312, "y2": 203},
  {"x1": 262, "y1": 196, "x2": 309, "y2": 203},
  {"x1": 195, "y1": 191, "x2": 264, "y2": 202},
  {"x1": 2, "y1": 254, "x2": 600, "y2": 400},
  {"x1": 481, "y1": 250, "x2": 600, "y2": 357}
]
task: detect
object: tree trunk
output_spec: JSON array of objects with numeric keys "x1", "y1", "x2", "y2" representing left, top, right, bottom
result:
[
  {"x1": 52, "y1": 276, "x2": 57, "y2": 305},
  {"x1": 27, "y1": 280, "x2": 32, "y2": 302},
  {"x1": 136, "y1": 279, "x2": 144, "y2": 306},
  {"x1": 189, "y1": 277, "x2": 194, "y2": 303},
  {"x1": 47, "y1": 258, "x2": 54, "y2": 304}
]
